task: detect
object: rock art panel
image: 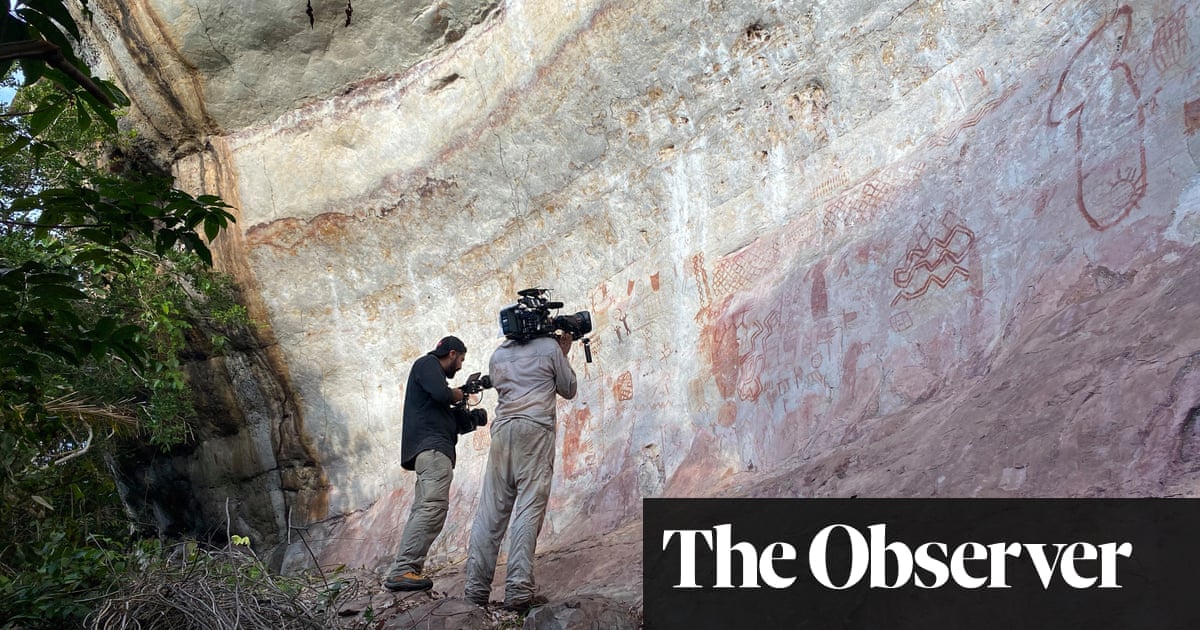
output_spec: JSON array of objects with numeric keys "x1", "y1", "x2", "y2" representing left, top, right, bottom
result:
[
  {"x1": 891, "y1": 212, "x2": 977, "y2": 307},
  {"x1": 1047, "y1": 5, "x2": 1147, "y2": 232},
  {"x1": 81, "y1": 0, "x2": 1200, "y2": 597}
]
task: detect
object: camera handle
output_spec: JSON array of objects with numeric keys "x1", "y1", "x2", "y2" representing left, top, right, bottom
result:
[{"x1": 582, "y1": 337, "x2": 592, "y2": 363}]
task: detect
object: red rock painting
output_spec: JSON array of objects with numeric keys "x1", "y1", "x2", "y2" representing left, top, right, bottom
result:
[
  {"x1": 891, "y1": 212, "x2": 976, "y2": 306},
  {"x1": 711, "y1": 241, "x2": 781, "y2": 297},
  {"x1": 689, "y1": 252, "x2": 712, "y2": 308},
  {"x1": 1186, "y1": 98, "x2": 1200, "y2": 136},
  {"x1": 929, "y1": 84, "x2": 1018, "y2": 149},
  {"x1": 559, "y1": 405, "x2": 593, "y2": 480},
  {"x1": 808, "y1": 260, "x2": 829, "y2": 320},
  {"x1": 613, "y1": 371, "x2": 634, "y2": 402},
  {"x1": 1047, "y1": 5, "x2": 1147, "y2": 232},
  {"x1": 1151, "y1": 5, "x2": 1188, "y2": 73}
]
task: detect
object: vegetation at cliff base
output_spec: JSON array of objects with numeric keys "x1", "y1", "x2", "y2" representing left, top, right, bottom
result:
[{"x1": 0, "y1": 2, "x2": 251, "y2": 626}]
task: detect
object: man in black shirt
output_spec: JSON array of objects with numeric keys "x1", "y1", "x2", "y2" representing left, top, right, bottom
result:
[{"x1": 384, "y1": 335, "x2": 468, "y2": 591}]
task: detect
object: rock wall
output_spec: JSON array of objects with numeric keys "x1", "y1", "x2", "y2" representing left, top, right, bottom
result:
[{"x1": 85, "y1": 0, "x2": 1200, "y2": 598}]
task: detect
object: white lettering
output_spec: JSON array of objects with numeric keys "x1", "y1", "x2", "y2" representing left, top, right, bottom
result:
[
  {"x1": 1098, "y1": 542, "x2": 1133, "y2": 588},
  {"x1": 949, "y1": 542, "x2": 988, "y2": 589},
  {"x1": 1026, "y1": 544, "x2": 1069, "y2": 589},
  {"x1": 913, "y1": 542, "x2": 950, "y2": 588},
  {"x1": 663, "y1": 529, "x2": 714, "y2": 589},
  {"x1": 665, "y1": 523, "x2": 1134, "y2": 591},
  {"x1": 760, "y1": 542, "x2": 798, "y2": 588},
  {"x1": 714, "y1": 523, "x2": 760, "y2": 588},
  {"x1": 1059, "y1": 542, "x2": 1098, "y2": 588},
  {"x1": 868, "y1": 524, "x2": 913, "y2": 588},
  {"x1": 987, "y1": 542, "x2": 1022, "y2": 588},
  {"x1": 809, "y1": 524, "x2": 869, "y2": 589}
]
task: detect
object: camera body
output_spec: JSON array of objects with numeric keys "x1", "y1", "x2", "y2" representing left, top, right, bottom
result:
[
  {"x1": 461, "y1": 373, "x2": 492, "y2": 395},
  {"x1": 454, "y1": 407, "x2": 488, "y2": 434},
  {"x1": 454, "y1": 372, "x2": 491, "y2": 435},
  {"x1": 499, "y1": 288, "x2": 593, "y2": 342}
]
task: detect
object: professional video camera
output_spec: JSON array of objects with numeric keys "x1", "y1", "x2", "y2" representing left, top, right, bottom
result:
[
  {"x1": 460, "y1": 372, "x2": 492, "y2": 395},
  {"x1": 453, "y1": 372, "x2": 491, "y2": 434},
  {"x1": 499, "y1": 288, "x2": 593, "y2": 361}
]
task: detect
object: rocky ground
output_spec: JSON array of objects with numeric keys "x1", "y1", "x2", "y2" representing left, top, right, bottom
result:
[
  {"x1": 336, "y1": 589, "x2": 640, "y2": 630},
  {"x1": 333, "y1": 569, "x2": 641, "y2": 629},
  {"x1": 330, "y1": 521, "x2": 644, "y2": 629}
]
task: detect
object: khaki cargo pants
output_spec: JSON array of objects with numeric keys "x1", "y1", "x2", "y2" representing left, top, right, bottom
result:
[{"x1": 388, "y1": 449, "x2": 453, "y2": 577}]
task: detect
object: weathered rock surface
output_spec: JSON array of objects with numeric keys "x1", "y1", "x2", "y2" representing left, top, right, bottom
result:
[
  {"x1": 83, "y1": 0, "x2": 1200, "y2": 611},
  {"x1": 523, "y1": 596, "x2": 641, "y2": 630},
  {"x1": 337, "y1": 590, "x2": 638, "y2": 630},
  {"x1": 381, "y1": 597, "x2": 491, "y2": 630}
]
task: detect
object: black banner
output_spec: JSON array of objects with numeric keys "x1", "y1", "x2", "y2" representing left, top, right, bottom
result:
[{"x1": 643, "y1": 498, "x2": 1200, "y2": 629}]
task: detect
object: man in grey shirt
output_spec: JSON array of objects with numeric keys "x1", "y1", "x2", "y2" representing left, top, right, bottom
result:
[{"x1": 464, "y1": 332, "x2": 576, "y2": 611}]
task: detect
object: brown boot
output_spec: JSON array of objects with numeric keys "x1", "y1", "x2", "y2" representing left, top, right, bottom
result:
[{"x1": 384, "y1": 571, "x2": 433, "y2": 591}]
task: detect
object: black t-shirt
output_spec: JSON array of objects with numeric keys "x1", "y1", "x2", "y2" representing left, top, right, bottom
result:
[{"x1": 399, "y1": 353, "x2": 458, "y2": 470}]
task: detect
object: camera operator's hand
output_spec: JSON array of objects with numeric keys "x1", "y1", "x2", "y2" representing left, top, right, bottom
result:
[
  {"x1": 557, "y1": 333, "x2": 572, "y2": 357},
  {"x1": 451, "y1": 387, "x2": 465, "y2": 404}
]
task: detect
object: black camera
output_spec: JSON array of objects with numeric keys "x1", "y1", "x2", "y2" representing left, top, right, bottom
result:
[
  {"x1": 453, "y1": 407, "x2": 487, "y2": 434},
  {"x1": 453, "y1": 372, "x2": 490, "y2": 434},
  {"x1": 499, "y1": 288, "x2": 593, "y2": 342},
  {"x1": 461, "y1": 372, "x2": 492, "y2": 395}
]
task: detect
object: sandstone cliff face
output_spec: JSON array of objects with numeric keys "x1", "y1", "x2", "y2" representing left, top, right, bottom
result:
[{"x1": 85, "y1": 0, "x2": 1200, "y2": 599}]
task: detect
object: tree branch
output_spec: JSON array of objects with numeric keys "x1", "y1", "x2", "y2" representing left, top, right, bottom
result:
[
  {"x1": 51, "y1": 423, "x2": 93, "y2": 465},
  {"x1": 0, "y1": 40, "x2": 115, "y2": 108}
]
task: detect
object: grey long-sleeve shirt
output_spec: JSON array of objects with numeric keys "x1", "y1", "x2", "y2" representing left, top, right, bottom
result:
[{"x1": 488, "y1": 336, "x2": 577, "y2": 429}]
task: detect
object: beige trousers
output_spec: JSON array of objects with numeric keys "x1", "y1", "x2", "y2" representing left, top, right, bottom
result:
[
  {"x1": 463, "y1": 418, "x2": 555, "y2": 604},
  {"x1": 388, "y1": 449, "x2": 453, "y2": 576}
]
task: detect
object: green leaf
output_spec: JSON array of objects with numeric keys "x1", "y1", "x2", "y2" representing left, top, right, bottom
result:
[
  {"x1": 29, "y1": 2, "x2": 83, "y2": 40},
  {"x1": 56, "y1": 308, "x2": 82, "y2": 328},
  {"x1": 179, "y1": 232, "x2": 213, "y2": 266},
  {"x1": 17, "y1": 8, "x2": 74, "y2": 49},
  {"x1": 100, "y1": 79, "x2": 130, "y2": 107},
  {"x1": 75, "y1": 228, "x2": 114, "y2": 246},
  {"x1": 74, "y1": 86, "x2": 117, "y2": 129},
  {"x1": 18, "y1": 58, "x2": 46, "y2": 86},
  {"x1": 69, "y1": 248, "x2": 113, "y2": 267},
  {"x1": 34, "y1": 209, "x2": 66, "y2": 233},
  {"x1": 26, "y1": 272, "x2": 75, "y2": 285},
  {"x1": 91, "y1": 317, "x2": 116, "y2": 339},
  {"x1": 28, "y1": 99, "x2": 67, "y2": 138},
  {"x1": 74, "y1": 94, "x2": 92, "y2": 133},
  {"x1": 203, "y1": 215, "x2": 222, "y2": 242},
  {"x1": 0, "y1": 133, "x2": 33, "y2": 159},
  {"x1": 153, "y1": 231, "x2": 177, "y2": 253},
  {"x1": 29, "y1": 283, "x2": 86, "y2": 300}
]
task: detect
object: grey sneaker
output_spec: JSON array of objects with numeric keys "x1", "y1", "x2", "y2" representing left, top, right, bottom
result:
[{"x1": 501, "y1": 593, "x2": 549, "y2": 612}]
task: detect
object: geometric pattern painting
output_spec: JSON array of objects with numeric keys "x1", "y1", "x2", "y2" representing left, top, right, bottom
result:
[{"x1": 891, "y1": 211, "x2": 976, "y2": 306}]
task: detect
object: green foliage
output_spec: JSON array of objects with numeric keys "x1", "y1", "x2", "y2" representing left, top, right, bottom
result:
[
  {"x1": 0, "y1": 4, "x2": 240, "y2": 452},
  {"x1": 0, "y1": 533, "x2": 128, "y2": 629},
  {"x1": 0, "y1": 3, "x2": 251, "y2": 626},
  {"x1": 0, "y1": 1, "x2": 129, "y2": 124}
]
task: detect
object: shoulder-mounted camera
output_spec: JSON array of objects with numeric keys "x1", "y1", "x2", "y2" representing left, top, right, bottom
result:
[{"x1": 499, "y1": 288, "x2": 594, "y2": 361}]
